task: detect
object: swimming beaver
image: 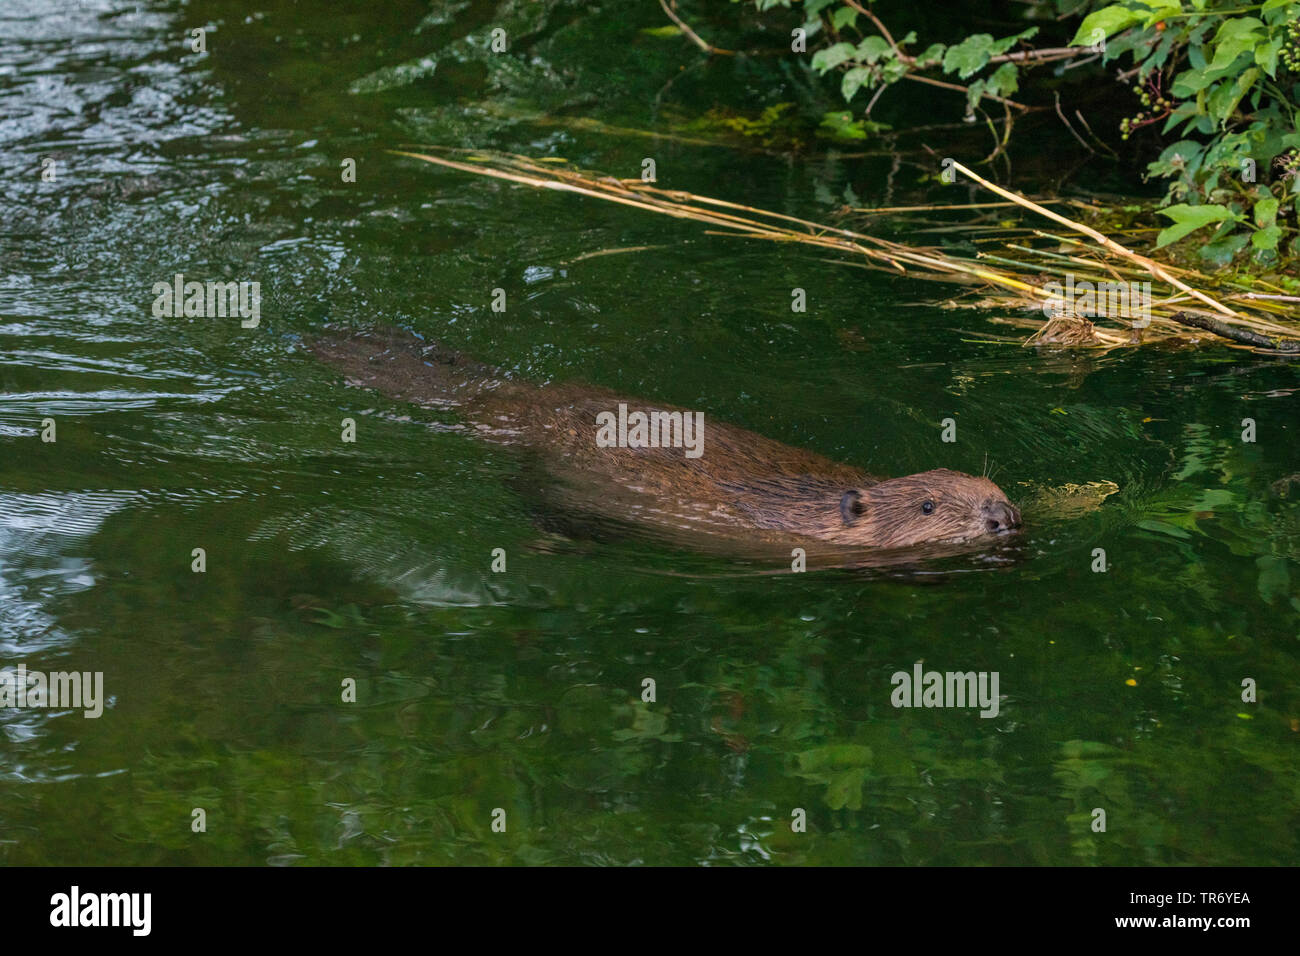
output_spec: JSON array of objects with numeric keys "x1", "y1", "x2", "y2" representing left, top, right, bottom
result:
[{"x1": 308, "y1": 327, "x2": 1021, "y2": 553}]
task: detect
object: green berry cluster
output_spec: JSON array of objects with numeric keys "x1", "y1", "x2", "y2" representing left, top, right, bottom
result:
[
  {"x1": 1282, "y1": 20, "x2": 1300, "y2": 73},
  {"x1": 1119, "y1": 84, "x2": 1174, "y2": 140}
]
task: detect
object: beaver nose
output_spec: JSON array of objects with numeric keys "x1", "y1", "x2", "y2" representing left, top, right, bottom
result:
[{"x1": 982, "y1": 500, "x2": 1021, "y2": 533}]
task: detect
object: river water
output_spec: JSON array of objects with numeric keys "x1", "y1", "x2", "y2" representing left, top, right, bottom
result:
[{"x1": 0, "y1": 0, "x2": 1296, "y2": 865}]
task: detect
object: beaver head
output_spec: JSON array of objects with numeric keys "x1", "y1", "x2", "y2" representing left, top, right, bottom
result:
[{"x1": 837, "y1": 468, "x2": 1021, "y2": 548}]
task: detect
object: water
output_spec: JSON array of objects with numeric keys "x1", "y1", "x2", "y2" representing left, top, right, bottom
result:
[{"x1": 0, "y1": 0, "x2": 1296, "y2": 866}]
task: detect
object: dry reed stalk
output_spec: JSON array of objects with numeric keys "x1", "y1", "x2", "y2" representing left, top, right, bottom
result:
[
  {"x1": 390, "y1": 147, "x2": 1298, "y2": 351},
  {"x1": 950, "y1": 161, "x2": 1240, "y2": 318}
]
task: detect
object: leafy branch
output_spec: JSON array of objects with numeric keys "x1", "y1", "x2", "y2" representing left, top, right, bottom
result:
[{"x1": 1075, "y1": 0, "x2": 1300, "y2": 260}]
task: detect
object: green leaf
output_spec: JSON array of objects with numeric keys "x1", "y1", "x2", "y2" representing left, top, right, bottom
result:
[
  {"x1": 1207, "y1": 67, "x2": 1258, "y2": 124},
  {"x1": 811, "y1": 42, "x2": 856, "y2": 73},
  {"x1": 841, "y1": 66, "x2": 873, "y2": 102},
  {"x1": 1171, "y1": 66, "x2": 1216, "y2": 98},
  {"x1": 1162, "y1": 102, "x2": 1199, "y2": 135},
  {"x1": 914, "y1": 42, "x2": 945, "y2": 67},
  {"x1": 1255, "y1": 35, "x2": 1283, "y2": 77},
  {"x1": 1142, "y1": 5, "x2": 1182, "y2": 27},
  {"x1": 830, "y1": 5, "x2": 858, "y2": 30},
  {"x1": 990, "y1": 26, "x2": 1039, "y2": 56},
  {"x1": 1255, "y1": 197, "x2": 1279, "y2": 228},
  {"x1": 856, "y1": 35, "x2": 893, "y2": 64},
  {"x1": 1137, "y1": 518, "x2": 1191, "y2": 539},
  {"x1": 817, "y1": 110, "x2": 889, "y2": 141},
  {"x1": 1147, "y1": 140, "x2": 1204, "y2": 178},
  {"x1": 1262, "y1": 0, "x2": 1298, "y2": 24},
  {"x1": 1198, "y1": 229, "x2": 1250, "y2": 265},
  {"x1": 880, "y1": 56, "x2": 909, "y2": 83},
  {"x1": 943, "y1": 34, "x2": 995, "y2": 79},
  {"x1": 1155, "y1": 203, "x2": 1238, "y2": 247},
  {"x1": 825, "y1": 769, "x2": 867, "y2": 811},
  {"x1": 1208, "y1": 17, "x2": 1264, "y2": 72},
  {"x1": 987, "y1": 62, "x2": 1020, "y2": 98},
  {"x1": 1069, "y1": 6, "x2": 1142, "y2": 47},
  {"x1": 1251, "y1": 224, "x2": 1282, "y2": 250},
  {"x1": 1213, "y1": 15, "x2": 1265, "y2": 43},
  {"x1": 796, "y1": 743, "x2": 873, "y2": 773}
]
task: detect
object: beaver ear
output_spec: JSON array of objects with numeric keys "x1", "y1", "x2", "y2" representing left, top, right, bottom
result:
[{"x1": 840, "y1": 489, "x2": 866, "y2": 525}]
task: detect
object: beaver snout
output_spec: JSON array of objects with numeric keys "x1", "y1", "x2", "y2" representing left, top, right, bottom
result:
[{"x1": 982, "y1": 499, "x2": 1021, "y2": 533}]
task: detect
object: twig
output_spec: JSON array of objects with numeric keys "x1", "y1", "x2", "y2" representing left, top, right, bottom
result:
[
  {"x1": 1061, "y1": 53, "x2": 1101, "y2": 71},
  {"x1": 1169, "y1": 311, "x2": 1300, "y2": 351},
  {"x1": 992, "y1": 47, "x2": 1094, "y2": 65},
  {"x1": 901, "y1": 73, "x2": 1028, "y2": 112},
  {"x1": 843, "y1": 0, "x2": 902, "y2": 55},
  {"x1": 976, "y1": 102, "x2": 1013, "y2": 165},
  {"x1": 657, "y1": 0, "x2": 733, "y2": 56},
  {"x1": 863, "y1": 81, "x2": 889, "y2": 116},
  {"x1": 1054, "y1": 92, "x2": 1096, "y2": 156},
  {"x1": 1073, "y1": 109, "x2": 1120, "y2": 159}
]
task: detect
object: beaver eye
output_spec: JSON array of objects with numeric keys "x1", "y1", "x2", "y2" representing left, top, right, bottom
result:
[{"x1": 921, "y1": 500, "x2": 934, "y2": 515}]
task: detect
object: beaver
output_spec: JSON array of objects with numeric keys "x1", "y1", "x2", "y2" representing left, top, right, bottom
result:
[{"x1": 307, "y1": 326, "x2": 1021, "y2": 554}]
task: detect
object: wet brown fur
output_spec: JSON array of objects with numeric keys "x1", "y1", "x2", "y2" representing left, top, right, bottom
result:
[{"x1": 308, "y1": 327, "x2": 1020, "y2": 551}]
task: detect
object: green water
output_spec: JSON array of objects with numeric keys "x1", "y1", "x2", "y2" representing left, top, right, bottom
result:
[{"x1": 1, "y1": 0, "x2": 1297, "y2": 866}]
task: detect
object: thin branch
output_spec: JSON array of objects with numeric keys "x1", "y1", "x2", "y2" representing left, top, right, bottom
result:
[
  {"x1": 1054, "y1": 91, "x2": 1097, "y2": 155},
  {"x1": 1061, "y1": 52, "x2": 1101, "y2": 71},
  {"x1": 657, "y1": 0, "x2": 733, "y2": 56},
  {"x1": 991, "y1": 46, "x2": 1094, "y2": 64},
  {"x1": 901, "y1": 73, "x2": 1029, "y2": 112},
  {"x1": 863, "y1": 81, "x2": 890, "y2": 116},
  {"x1": 1073, "y1": 108, "x2": 1120, "y2": 159},
  {"x1": 976, "y1": 102, "x2": 1014, "y2": 166},
  {"x1": 843, "y1": 0, "x2": 902, "y2": 54}
]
